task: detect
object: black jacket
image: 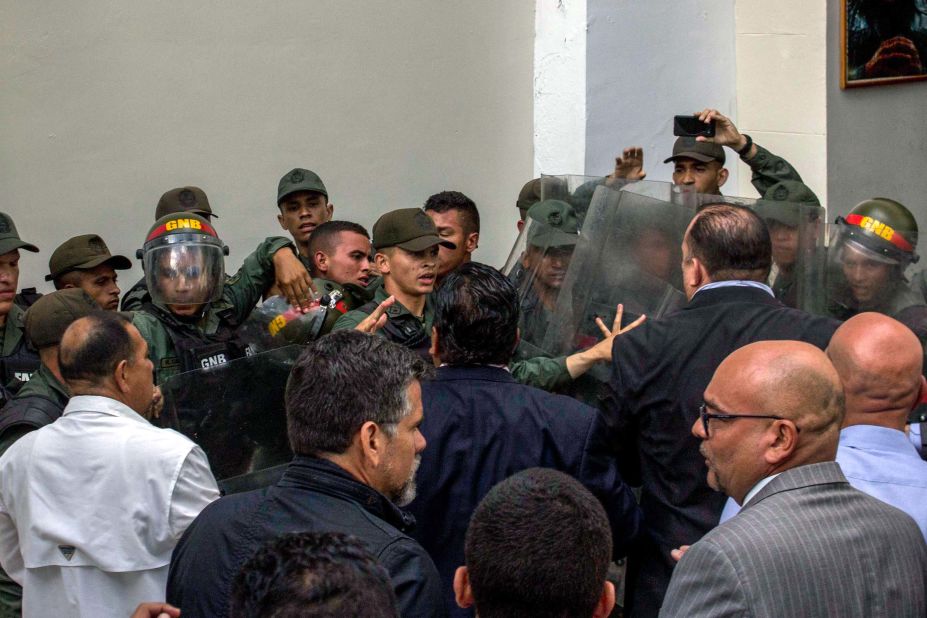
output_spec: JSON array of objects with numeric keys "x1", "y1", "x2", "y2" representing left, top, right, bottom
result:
[
  {"x1": 605, "y1": 285, "x2": 839, "y2": 617},
  {"x1": 408, "y1": 365, "x2": 641, "y2": 617},
  {"x1": 167, "y1": 456, "x2": 446, "y2": 618}
]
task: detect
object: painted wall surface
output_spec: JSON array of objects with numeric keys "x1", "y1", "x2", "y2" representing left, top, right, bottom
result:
[
  {"x1": 2, "y1": 1, "x2": 535, "y2": 293},
  {"x1": 534, "y1": 0, "x2": 587, "y2": 176},
  {"x1": 735, "y1": 0, "x2": 827, "y2": 204},
  {"x1": 584, "y1": 0, "x2": 739, "y2": 190},
  {"x1": 826, "y1": 0, "x2": 927, "y2": 254}
]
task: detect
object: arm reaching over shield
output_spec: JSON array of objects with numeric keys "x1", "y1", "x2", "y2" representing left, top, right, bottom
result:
[{"x1": 566, "y1": 304, "x2": 646, "y2": 379}]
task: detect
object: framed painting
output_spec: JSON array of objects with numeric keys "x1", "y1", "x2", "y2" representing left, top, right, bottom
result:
[{"x1": 842, "y1": 0, "x2": 927, "y2": 88}]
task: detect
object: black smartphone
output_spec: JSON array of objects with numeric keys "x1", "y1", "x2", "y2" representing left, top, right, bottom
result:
[{"x1": 673, "y1": 115, "x2": 716, "y2": 138}]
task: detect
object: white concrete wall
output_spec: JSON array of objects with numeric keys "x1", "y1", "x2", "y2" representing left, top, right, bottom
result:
[
  {"x1": 734, "y1": 0, "x2": 828, "y2": 204},
  {"x1": 2, "y1": 0, "x2": 535, "y2": 293},
  {"x1": 534, "y1": 0, "x2": 587, "y2": 176},
  {"x1": 584, "y1": 0, "x2": 738, "y2": 187}
]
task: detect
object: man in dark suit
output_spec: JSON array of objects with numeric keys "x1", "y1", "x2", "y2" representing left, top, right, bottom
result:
[
  {"x1": 661, "y1": 340, "x2": 927, "y2": 617},
  {"x1": 407, "y1": 262, "x2": 641, "y2": 617},
  {"x1": 607, "y1": 203, "x2": 839, "y2": 616}
]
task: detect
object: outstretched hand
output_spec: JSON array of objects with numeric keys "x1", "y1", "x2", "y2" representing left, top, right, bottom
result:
[
  {"x1": 355, "y1": 295, "x2": 395, "y2": 334},
  {"x1": 607, "y1": 147, "x2": 647, "y2": 184},
  {"x1": 693, "y1": 108, "x2": 753, "y2": 157},
  {"x1": 566, "y1": 304, "x2": 646, "y2": 379}
]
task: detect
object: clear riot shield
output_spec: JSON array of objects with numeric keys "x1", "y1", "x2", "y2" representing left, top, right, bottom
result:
[
  {"x1": 159, "y1": 345, "x2": 303, "y2": 493},
  {"x1": 238, "y1": 296, "x2": 327, "y2": 352},
  {"x1": 501, "y1": 177, "x2": 827, "y2": 360}
]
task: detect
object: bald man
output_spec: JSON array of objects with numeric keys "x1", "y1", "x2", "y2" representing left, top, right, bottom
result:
[
  {"x1": 662, "y1": 341, "x2": 927, "y2": 617},
  {"x1": 719, "y1": 313, "x2": 927, "y2": 540}
]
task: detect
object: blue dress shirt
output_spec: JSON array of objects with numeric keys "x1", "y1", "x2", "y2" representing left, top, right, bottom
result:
[{"x1": 721, "y1": 425, "x2": 927, "y2": 541}]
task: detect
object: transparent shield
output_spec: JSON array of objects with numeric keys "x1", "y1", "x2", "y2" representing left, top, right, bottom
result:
[
  {"x1": 159, "y1": 345, "x2": 303, "y2": 491},
  {"x1": 502, "y1": 177, "x2": 828, "y2": 358},
  {"x1": 238, "y1": 296, "x2": 327, "y2": 352}
]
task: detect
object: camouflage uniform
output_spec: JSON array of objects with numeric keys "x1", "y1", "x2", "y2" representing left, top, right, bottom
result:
[{"x1": 133, "y1": 236, "x2": 292, "y2": 385}]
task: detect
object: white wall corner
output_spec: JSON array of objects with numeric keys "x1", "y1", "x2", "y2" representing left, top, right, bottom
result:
[{"x1": 534, "y1": 0, "x2": 587, "y2": 176}]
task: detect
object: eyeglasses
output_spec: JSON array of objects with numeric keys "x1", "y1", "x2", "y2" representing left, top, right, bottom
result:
[{"x1": 698, "y1": 403, "x2": 798, "y2": 438}]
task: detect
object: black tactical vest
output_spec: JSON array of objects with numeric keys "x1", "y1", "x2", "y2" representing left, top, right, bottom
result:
[{"x1": 0, "y1": 394, "x2": 63, "y2": 441}]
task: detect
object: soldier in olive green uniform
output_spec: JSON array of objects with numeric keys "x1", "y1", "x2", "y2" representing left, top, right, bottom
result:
[
  {"x1": 0, "y1": 288, "x2": 99, "y2": 615},
  {"x1": 828, "y1": 198, "x2": 926, "y2": 321},
  {"x1": 121, "y1": 186, "x2": 218, "y2": 311},
  {"x1": 273, "y1": 168, "x2": 334, "y2": 273},
  {"x1": 333, "y1": 209, "x2": 580, "y2": 391},
  {"x1": 516, "y1": 200, "x2": 581, "y2": 352},
  {"x1": 753, "y1": 180, "x2": 824, "y2": 308},
  {"x1": 0, "y1": 213, "x2": 40, "y2": 408},
  {"x1": 46, "y1": 234, "x2": 132, "y2": 311},
  {"x1": 131, "y1": 212, "x2": 304, "y2": 385}
]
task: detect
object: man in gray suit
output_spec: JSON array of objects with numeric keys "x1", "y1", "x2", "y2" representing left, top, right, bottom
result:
[{"x1": 661, "y1": 340, "x2": 927, "y2": 617}]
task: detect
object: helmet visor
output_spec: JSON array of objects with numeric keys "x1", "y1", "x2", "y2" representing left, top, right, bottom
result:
[{"x1": 144, "y1": 241, "x2": 225, "y2": 307}]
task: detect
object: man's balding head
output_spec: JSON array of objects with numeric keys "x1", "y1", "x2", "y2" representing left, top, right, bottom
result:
[
  {"x1": 695, "y1": 340, "x2": 844, "y2": 503},
  {"x1": 826, "y1": 312, "x2": 925, "y2": 430},
  {"x1": 59, "y1": 312, "x2": 154, "y2": 415},
  {"x1": 681, "y1": 204, "x2": 772, "y2": 299}
]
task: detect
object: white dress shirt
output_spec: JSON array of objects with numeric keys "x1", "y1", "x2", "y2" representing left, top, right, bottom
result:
[{"x1": 0, "y1": 395, "x2": 219, "y2": 618}]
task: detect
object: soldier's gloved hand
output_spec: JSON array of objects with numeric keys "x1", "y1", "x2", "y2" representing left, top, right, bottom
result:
[
  {"x1": 355, "y1": 295, "x2": 395, "y2": 334},
  {"x1": 273, "y1": 248, "x2": 316, "y2": 311},
  {"x1": 607, "y1": 147, "x2": 646, "y2": 184},
  {"x1": 694, "y1": 108, "x2": 756, "y2": 159}
]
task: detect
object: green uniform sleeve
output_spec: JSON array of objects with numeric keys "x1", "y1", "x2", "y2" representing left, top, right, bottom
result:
[
  {"x1": 509, "y1": 355, "x2": 571, "y2": 392},
  {"x1": 222, "y1": 237, "x2": 294, "y2": 324},
  {"x1": 331, "y1": 309, "x2": 369, "y2": 333},
  {"x1": 132, "y1": 311, "x2": 178, "y2": 386},
  {"x1": 747, "y1": 143, "x2": 804, "y2": 196}
]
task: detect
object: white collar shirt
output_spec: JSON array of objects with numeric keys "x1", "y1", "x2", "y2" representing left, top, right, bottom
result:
[{"x1": 0, "y1": 395, "x2": 219, "y2": 618}]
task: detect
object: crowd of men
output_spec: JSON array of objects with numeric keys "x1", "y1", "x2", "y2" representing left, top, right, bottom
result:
[{"x1": 0, "y1": 108, "x2": 926, "y2": 617}]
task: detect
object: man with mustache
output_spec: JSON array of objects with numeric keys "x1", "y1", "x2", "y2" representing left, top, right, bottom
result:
[
  {"x1": 167, "y1": 330, "x2": 444, "y2": 618},
  {"x1": 46, "y1": 235, "x2": 131, "y2": 311}
]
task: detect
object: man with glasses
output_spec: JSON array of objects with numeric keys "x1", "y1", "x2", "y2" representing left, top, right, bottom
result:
[
  {"x1": 661, "y1": 340, "x2": 927, "y2": 617},
  {"x1": 605, "y1": 203, "x2": 838, "y2": 616}
]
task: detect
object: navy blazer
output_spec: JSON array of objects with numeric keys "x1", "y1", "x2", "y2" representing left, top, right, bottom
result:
[
  {"x1": 606, "y1": 285, "x2": 839, "y2": 617},
  {"x1": 409, "y1": 364, "x2": 641, "y2": 617}
]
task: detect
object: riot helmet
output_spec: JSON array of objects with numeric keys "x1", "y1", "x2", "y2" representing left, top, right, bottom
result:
[
  {"x1": 139, "y1": 213, "x2": 229, "y2": 309},
  {"x1": 836, "y1": 198, "x2": 919, "y2": 266}
]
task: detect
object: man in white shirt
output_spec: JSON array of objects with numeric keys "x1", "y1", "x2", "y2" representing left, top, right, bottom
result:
[{"x1": 0, "y1": 311, "x2": 219, "y2": 618}]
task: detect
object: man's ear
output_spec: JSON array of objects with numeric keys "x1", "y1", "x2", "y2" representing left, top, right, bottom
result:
[
  {"x1": 376, "y1": 252, "x2": 391, "y2": 276},
  {"x1": 114, "y1": 359, "x2": 131, "y2": 395},
  {"x1": 717, "y1": 167, "x2": 729, "y2": 189},
  {"x1": 453, "y1": 567, "x2": 475, "y2": 609},
  {"x1": 516, "y1": 219, "x2": 525, "y2": 233},
  {"x1": 764, "y1": 419, "x2": 800, "y2": 466},
  {"x1": 314, "y1": 251, "x2": 329, "y2": 275},
  {"x1": 326, "y1": 202, "x2": 334, "y2": 219},
  {"x1": 277, "y1": 211, "x2": 287, "y2": 231},
  {"x1": 358, "y1": 420, "x2": 387, "y2": 468},
  {"x1": 592, "y1": 581, "x2": 616, "y2": 618},
  {"x1": 916, "y1": 375, "x2": 927, "y2": 409},
  {"x1": 465, "y1": 232, "x2": 479, "y2": 254},
  {"x1": 684, "y1": 256, "x2": 707, "y2": 290},
  {"x1": 511, "y1": 327, "x2": 521, "y2": 356},
  {"x1": 429, "y1": 327, "x2": 441, "y2": 367}
]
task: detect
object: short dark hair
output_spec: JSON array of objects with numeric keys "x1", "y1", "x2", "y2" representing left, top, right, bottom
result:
[
  {"x1": 230, "y1": 532, "x2": 399, "y2": 618},
  {"x1": 285, "y1": 330, "x2": 430, "y2": 455},
  {"x1": 423, "y1": 190, "x2": 481, "y2": 234},
  {"x1": 307, "y1": 221, "x2": 370, "y2": 277},
  {"x1": 434, "y1": 262, "x2": 518, "y2": 365},
  {"x1": 59, "y1": 311, "x2": 135, "y2": 385},
  {"x1": 464, "y1": 468, "x2": 613, "y2": 618},
  {"x1": 686, "y1": 203, "x2": 772, "y2": 282}
]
